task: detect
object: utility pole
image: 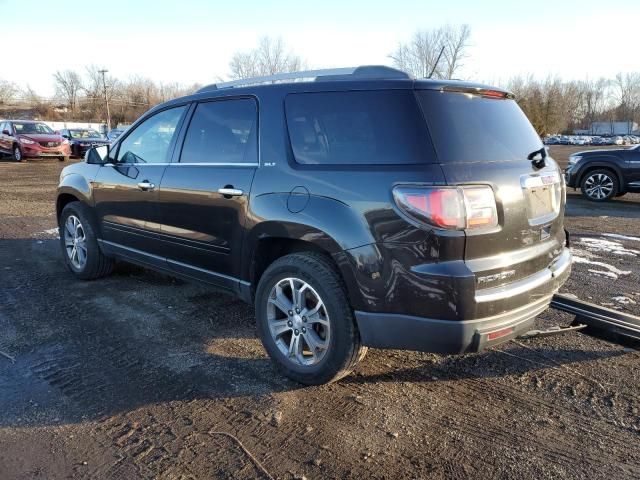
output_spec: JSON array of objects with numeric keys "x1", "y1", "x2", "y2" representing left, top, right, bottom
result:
[{"x1": 98, "y1": 69, "x2": 111, "y2": 131}]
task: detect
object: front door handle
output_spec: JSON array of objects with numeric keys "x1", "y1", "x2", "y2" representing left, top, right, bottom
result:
[
  {"x1": 137, "y1": 181, "x2": 155, "y2": 191},
  {"x1": 217, "y1": 187, "x2": 244, "y2": 197}
]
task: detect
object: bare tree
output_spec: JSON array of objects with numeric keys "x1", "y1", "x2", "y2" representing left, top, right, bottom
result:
[
  {"x1": 575, "y1": 78, "x2": 610, "y2": 130},
  {"x1": 0, "y1": 78, "x2": 19, "y2": 104},
  {"x1": 53, "y1": 70, "x2": 83, "y2": 113},
  {"x1": 442, "y1": 24, "x2": 471, "y2": 79},
  {"x1": 229, "y1": 36, "x2": 305, "y2": 79},
  {"x1": 389, "y1": 25, "x2": 470, "y2": 79},
  {"x1": 613, "y1": 72, "x2": 640, "y2": 127}
]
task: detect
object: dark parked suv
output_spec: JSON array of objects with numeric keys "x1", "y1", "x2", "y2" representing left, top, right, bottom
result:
[
  {"x1": 565, "y1": 145, "x2": 640, "y2": 201},
  {"x1": 56, "y1": 66, "x2": 571, "y2": 384}
]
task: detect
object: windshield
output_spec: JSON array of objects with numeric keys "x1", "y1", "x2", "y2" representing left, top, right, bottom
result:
[
  {"x1": 418, "y1": 90, "x2": 542, "y2": 163},
  {"x1": 14, "y1": 122, "x2": 54, "y2": 135},
  {"x1": 70, "y1": 129, "x2": 102, "y2": 139}
]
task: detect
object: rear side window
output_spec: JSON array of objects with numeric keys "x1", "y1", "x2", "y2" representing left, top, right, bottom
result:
[
  {"x1": 418, "y1": 91, "x2": 543, "y2": 163},
  {"x1": 285, "y1": 90, "x2": 434, "y2": 165},
  {"x1": 180, "y1": 98, "x2": 257, "y2": 164}
]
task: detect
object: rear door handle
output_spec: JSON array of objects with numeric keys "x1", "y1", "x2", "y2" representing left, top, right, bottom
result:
[
  {"x1": 137, "y1": 181, "x2": 155, "y2": 191},
  {"x1": 217, "y1": 188, "x2": 244, "y2": 197}
]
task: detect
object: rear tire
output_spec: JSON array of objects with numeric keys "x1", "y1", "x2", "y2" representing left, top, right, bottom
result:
[
  {"x1": 255, "y1": 252, "x2": 367, "y2": 385},
  {"x1": 580, "y1": 169, "x2": 618, "y2": 202},
  {"x1": 59, "y1": 202, "x2": 114, "y2": 280}
]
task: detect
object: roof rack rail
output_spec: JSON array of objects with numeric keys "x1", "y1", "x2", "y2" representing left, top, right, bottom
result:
[{"x1": 197, "y1": 65, "x2": 410, "y2": 93}]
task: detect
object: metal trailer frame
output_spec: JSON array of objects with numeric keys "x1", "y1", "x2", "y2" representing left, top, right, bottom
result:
[
  {"x1": 550, "y1": 294, "x2": 640, "y2": 349},
  {"x1": 519, "y1": 294, "x2": 640, "y2": 350}
]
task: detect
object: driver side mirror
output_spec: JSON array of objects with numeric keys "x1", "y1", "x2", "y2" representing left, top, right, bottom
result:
[
  {"x1": 86, "y1": 145, "x2": 110, "y2": 164},
  {"x1": 2, "y1": 129, "x2": 10, "y2": 136}
]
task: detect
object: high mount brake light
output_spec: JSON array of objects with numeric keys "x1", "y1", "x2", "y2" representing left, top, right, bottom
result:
[
  {"x1": 480, "y1": 89, "x2": 508, "y2": 99},
  {"x1": 441, "y1": 87, "x2": 513, "y2": 100},
  {"x1": 393, "y1": 186, "x2": 498, "y2": 230}
]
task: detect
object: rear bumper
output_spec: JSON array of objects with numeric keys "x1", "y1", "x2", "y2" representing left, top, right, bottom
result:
[
  {"x1": 355, "y1": 294, "x2": 551, "y2": 354},
  {"x1": 353, "y1": 248, "x2": 571, "y2": 354}
]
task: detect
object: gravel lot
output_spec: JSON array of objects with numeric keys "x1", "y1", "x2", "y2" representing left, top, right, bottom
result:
[{"x1": 1, "y1": 146, "x2": 639, "y2": 479}]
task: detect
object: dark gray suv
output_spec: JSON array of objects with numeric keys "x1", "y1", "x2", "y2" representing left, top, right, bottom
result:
[{"x1": 56, "y1": 66, "x2": 571, "y2": 384}]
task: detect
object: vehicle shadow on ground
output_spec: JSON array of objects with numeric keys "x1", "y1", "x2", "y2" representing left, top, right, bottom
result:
[
  {"x1": 0, "y1": 238, "x2": 304, "y2": 429},
  {"x1": 565, "y1": 193, "x2": 640, "y2": 219},
  {"x1": 0, "y1": 238, "x2": 627, "y2": 429},
  {"x1": 346, "y1": 346, "x2": 626, "y2": 385}
]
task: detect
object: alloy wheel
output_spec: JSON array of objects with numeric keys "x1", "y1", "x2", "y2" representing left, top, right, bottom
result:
[
  {"x1": 14, "y1": 147, "x2": 21, "y2": 161},
  {"x1": 266, "y1": 277, "x2": 331, "y2": 366},
  {"x1": 64, "y1": 215, "x2": 88, "y2": 269},
  {"x1": 584, "y1": 173, "x2": 614, "y2": 200}
]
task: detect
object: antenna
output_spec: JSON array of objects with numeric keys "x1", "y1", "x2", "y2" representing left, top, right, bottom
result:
[{"x1": 427, "y1": 46, "x2": 446, "y2": 79}]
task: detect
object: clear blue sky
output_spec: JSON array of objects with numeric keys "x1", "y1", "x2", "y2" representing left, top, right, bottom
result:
[{"x1": 2, "y1": 0, "x2": 638, "y2": 95}]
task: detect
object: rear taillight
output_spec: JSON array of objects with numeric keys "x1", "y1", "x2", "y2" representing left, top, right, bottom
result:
[{"x1": 392, "y1": 185, "x2": 498, "y2": 230}]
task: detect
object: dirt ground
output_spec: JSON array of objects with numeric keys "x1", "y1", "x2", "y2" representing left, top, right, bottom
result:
[{"x1": 0, "y1": 146, "x2": 639, "y2": 479}]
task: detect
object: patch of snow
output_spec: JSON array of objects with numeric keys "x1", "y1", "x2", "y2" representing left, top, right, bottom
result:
[
  {"x1": 612, "y1": 296, "x2": 637, "y2": 305},
  {"x1": 572, "y1": 254, "x2": 631, "y2": 280},
  {"x1": 587, "y1": 269, "x2": 619, "y2": 279},
  {"x1": 602, "y1": 233, "x2": 640, "y2": 242},
  {"x1": 42, "y1": 228, "x2": 59, "y2": 236},
  {"x1": 575, "y1": 237, "x2": 639, "y2": 257}
]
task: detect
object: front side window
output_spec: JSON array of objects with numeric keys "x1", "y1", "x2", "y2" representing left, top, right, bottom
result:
[
  {"x1": 14, "y1": 122, "x2": 54, "y2": 135},
  {"x1": 118, "y1": 106, "x2": 186, "y2": 164},
  {"x1": 180, "y1": 98, "x2": 257, "y2": 164},
  {"x1": 285, "y1": 90, "x2": 434, "y2": 165}
]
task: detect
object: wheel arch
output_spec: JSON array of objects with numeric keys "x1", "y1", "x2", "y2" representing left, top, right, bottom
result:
[
  {"x1": 576, "y1": 161, "x2": 625, "y2": 191},
  {"x1": 56, "y1": 174, "x2": 97, "y2": 228},
  {"x1": 243, "y1": 224, "x2": 365, "y2": 310}
]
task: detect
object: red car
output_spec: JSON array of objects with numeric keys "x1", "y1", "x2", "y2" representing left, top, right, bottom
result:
[{"x1": 0, "y1": 120, "x2": 71, "y2": 162}]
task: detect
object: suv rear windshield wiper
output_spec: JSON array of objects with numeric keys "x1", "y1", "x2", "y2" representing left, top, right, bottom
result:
[{"x1": 527, "y1": 147, "x2": 547, "y2": 168}]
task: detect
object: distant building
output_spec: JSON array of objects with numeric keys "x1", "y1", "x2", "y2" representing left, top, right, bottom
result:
[{"x1": 585, "y1": 121, "x2": 639, "y2": 135}]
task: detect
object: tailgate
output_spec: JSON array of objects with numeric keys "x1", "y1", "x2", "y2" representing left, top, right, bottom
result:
[{"x1": 441, "y1": 161, "x2": 566, "y2": 282}]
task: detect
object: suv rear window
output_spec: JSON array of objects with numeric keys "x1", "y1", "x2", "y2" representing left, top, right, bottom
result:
[
  {"x1": 418, "y1": 90, "x2": 543, "y2": 163},
  {"x1": 285, "y1": 90, "x2": 434, "y2": 165}
]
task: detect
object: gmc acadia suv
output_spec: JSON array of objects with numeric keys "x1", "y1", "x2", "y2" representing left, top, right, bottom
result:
[{"x1": 56, "y1": 66, "x2": 571, "y2": 385}]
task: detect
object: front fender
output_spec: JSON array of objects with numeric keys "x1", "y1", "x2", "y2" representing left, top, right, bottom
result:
[{"x1": 57, "y1": 173, "x2": 93, "y2": 206}]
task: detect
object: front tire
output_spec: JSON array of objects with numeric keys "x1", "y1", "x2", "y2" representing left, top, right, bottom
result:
[
  {"x1": 580, "y1": 169, "x2": 618, "y2": 201},
  {"x1": 255, "y1": 252, "x2": 367, "y2": 385},
  {"x1": 12, "y1": 144, "x2": 23, "y2": 162},
  {"x1": 59, "y1": 202, "x2": 114, "y2": 280}
]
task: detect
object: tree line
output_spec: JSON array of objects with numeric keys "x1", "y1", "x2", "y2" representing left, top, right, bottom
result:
[
  {"x1": 508, "y1": 73, "x2": 640, "y2": 136},
  {"x1": 0, "y1": 28, "x2": 639, "y2": 135}
]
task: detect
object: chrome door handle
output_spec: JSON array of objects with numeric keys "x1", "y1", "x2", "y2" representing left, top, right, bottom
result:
[
  {"x1": 217, "y1": 188, "x2": 244, "y2": 197},
  {"x1": 137, "y1": 181, "x2": 155, "y2": 191}
]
